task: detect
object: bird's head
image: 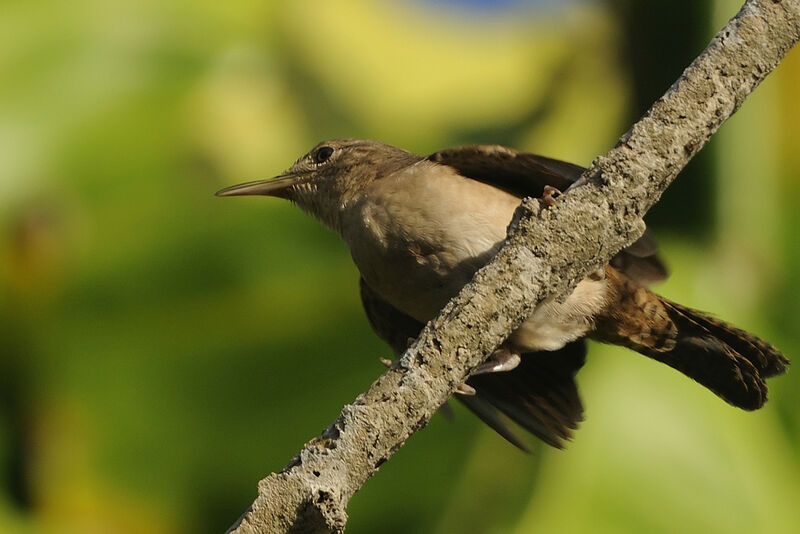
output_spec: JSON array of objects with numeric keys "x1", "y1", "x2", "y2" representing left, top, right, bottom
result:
[{"x1": 216, "y1": 138, "x2": 422, "y2": 233}]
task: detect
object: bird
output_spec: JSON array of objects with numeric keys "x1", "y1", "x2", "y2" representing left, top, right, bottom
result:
[{"x1": 217, "y1": 138, "x2": 789, "y2": 450}]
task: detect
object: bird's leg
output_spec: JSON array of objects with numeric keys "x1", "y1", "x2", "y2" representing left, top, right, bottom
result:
[
  {"x1": 455, "y1": 383, "x2": 477, "y2": 396},
  {"x1": 454, "y1": 348, "x2": 521, "y2": 396},
  {"x1": 380, "y1": 343, "x2": 519, "y2": 395},
  {"x1": 473, "y1": 347, "x2": 521, "y2": 375},
  {"x1": 589, "y1": 267, "x2": 606, "y2": 281},
  {"x1": 541, "y1": 185, "x2": 562, "y2": 207},
  {"x1": 378, "y1": 352, "x2": 478, "y2": 395}
]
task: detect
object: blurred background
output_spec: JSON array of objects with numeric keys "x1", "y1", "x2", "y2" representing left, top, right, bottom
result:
[{"x1": 1, "y1": 0, "x2": 798, "y2": 532}]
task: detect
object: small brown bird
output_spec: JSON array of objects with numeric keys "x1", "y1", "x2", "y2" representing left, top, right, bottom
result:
[{"x1": 218, "y1": 139, "x2": 788, "y2": 450}]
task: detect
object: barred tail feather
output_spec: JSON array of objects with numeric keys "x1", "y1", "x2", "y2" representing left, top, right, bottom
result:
[{"x1": 596, "y1": 269, "x2": 789, "y2": 410}]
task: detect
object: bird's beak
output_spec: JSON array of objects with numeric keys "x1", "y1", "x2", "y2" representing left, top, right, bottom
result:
[{"x1": 215, "y1": 173, "x2": 304, "y2": 198}]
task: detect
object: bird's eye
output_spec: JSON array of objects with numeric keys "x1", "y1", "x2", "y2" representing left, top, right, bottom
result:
[{"x1": 314, "y1": 146, "x2": 334, "y2": 164}]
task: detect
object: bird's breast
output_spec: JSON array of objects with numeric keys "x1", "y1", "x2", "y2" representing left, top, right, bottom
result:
[{"x1": 343, "y1": 165, "x2": 518, "y2": 323}]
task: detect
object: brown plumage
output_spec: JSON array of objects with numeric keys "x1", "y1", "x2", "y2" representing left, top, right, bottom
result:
[
  {"x1": 594, "y1": 267, "x2": 787, "y2": 411},
  {"x1": 218, "y1": 139, "x2": 790, "y2": 450}
]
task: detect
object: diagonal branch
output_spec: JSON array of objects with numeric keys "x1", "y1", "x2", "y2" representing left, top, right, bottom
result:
[{"x1": 227, "y1": 1, "x2": 800, "y2": 533}]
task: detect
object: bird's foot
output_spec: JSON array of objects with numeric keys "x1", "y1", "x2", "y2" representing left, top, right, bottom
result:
[
  {"x1": 454, "y1": 349, "x2": 521, "y2": 396},
  {"x1": 385, "y1": 348, "x2": 520, "y2": 395},
  {"x1": 588, "y1": 267, "x2": 606, "y2": 281},
  {"x1": 542, "y1": 185, "x2": 562, "y2": 207},
  {"x1": 473, "y1": 348, "x2": 521, "y2": 375},
  {"x1": 455, "y1": 383, "x2": 476, "y2": 396}
]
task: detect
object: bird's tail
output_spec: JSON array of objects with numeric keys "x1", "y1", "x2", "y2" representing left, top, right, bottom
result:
[{"x1": 593, "y1": 268, "x2": 789, "y2": 410}]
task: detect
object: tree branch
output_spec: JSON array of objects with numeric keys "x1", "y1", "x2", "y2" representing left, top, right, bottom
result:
[{"x1": 227, "y1": 1, "x2": 800, "y2": 532}]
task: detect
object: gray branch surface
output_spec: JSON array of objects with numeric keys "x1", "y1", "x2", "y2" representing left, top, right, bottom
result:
[{"x1": 228, "y1": 1, "x2": 800, "y2": 533}]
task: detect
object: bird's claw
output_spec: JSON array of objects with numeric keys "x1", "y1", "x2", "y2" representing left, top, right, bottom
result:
[
  {"x1": 454, "y1": 349, "x2": 521, "y2": 396},
  {"x1": 588, "y1": 267, "x2": 606, "y2": 281},
  {"x1": 380, "y1": 345, "x2": 520, "y2": 398},
  {"x1": 542, "y1": 185, "x2": 562, "y2": 207},
  {"x1": 455, "y1": 383, "x2": 476, "y2": 396},
  {"x1": 473, "y1": 348, "x2": 521, "y2": 375}
]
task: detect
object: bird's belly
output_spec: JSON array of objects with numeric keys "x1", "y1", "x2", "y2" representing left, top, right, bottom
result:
[
  {"x1": 345, "y1": 169, "x2": 609, "y2": 351},
  {"x1": 357, "y1": 239, "x2": 609, "y2": 351},
  {"x1": 510, "y1": 278, "x2": 609, "y2": 351},
  {"x1": 349, "y1": 223, "x2": 496, "y2": 323},
  {"x1": 351, "y1": 223, "x2": 610, "y2": 352},
  {"x1": 346, "y1": 185, "x2": 515, "y2": 322}
]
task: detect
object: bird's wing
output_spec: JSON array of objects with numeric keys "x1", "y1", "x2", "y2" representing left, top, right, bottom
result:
[
  {"x1": 427, "y1": 144, "x2": 667, "y2": 285},
  {"x1": 428, "y1": 144, "x2": 581, "y2": 198},
  {"x1": 359, "y1": 276, "x2": 425, "y2": 358},
  {"x1": 464, "y1": 341, "x2": 586, "y2": 450},
  {"x1": 360, "y1": 277, "x2": 586, "y2": 450}
]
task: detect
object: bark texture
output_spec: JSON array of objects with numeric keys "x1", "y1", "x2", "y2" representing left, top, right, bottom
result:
[{"x1": 228, "y1": 1, "x2": 800, "y2": 532}]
